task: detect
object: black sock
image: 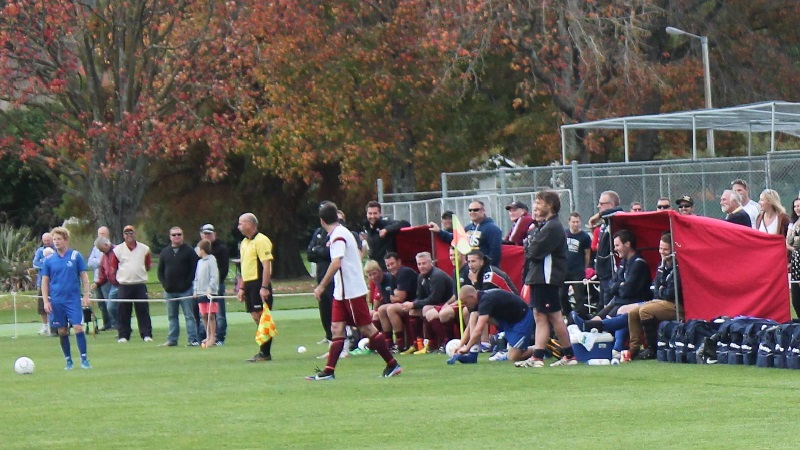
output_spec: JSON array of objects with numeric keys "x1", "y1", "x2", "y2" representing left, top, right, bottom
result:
[{"x1": 260, "y1": 339, "x2": 272, "y2": 357}]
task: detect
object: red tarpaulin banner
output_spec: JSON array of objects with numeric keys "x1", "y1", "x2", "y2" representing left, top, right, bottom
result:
[
  {"x1": 610, "y1": 211, "x2": 790, "y2": 322},
  {"x1": 394, "y1": 225, "x2": 526, "y2": 291}
]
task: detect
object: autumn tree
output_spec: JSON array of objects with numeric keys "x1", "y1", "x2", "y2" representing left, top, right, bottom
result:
[{"x1": 0, "y1": 0, "x2": 237, "y2": 240}]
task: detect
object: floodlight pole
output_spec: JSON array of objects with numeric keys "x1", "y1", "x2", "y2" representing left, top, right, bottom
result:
[{"x1": 667, "y1": 26, "x2": 715, "y2": 157}]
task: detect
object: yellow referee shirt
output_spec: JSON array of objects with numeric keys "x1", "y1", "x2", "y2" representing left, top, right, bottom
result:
[{"x1": 240, "y1": 233, "x2": 273, "y2": 282}]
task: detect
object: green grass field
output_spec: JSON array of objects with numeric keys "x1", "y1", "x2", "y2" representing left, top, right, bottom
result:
[{"x1": 2, "y1": 304, "x2": 800, "y2": 449}]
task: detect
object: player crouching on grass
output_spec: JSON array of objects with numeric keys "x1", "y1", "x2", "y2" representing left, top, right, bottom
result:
[
  {"x1": 448, "y1": 286, "x2": 534, "y2": 364},
  {"x1": 41, "y1": 226, "x2": 93, "y2": 370},
  {"x1": 307, "y1": 202, "x2": 402, "y2": 381}
]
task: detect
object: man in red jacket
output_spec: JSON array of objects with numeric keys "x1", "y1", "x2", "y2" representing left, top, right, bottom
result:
[{"x1": 503, "y1": 200, "x2": 534, "y2": 246}]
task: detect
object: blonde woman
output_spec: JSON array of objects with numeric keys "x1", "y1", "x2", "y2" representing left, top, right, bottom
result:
[{"x1": 755, "y1": 189, "x2": 790, "y2": 235}]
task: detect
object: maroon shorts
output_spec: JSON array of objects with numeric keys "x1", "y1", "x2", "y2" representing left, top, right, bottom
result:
[{"x1": 332, "y1": 296, "x2": 372, "y2": 327}]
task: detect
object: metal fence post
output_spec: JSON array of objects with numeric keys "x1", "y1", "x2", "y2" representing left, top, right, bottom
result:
[
  {"x1": 441, "y1": 173, "x2": 448, "y2": 198},
  {"x1": 571, "y1": 160, "x2": 580, "y2": 215},
  {"x1": 377, "y1": 178, "x2": 384, "y2": 203}
]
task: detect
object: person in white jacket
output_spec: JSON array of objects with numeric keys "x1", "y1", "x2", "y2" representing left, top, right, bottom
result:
[{"x1": 194, "y1": 239, "x2": 219, "y2": 347}]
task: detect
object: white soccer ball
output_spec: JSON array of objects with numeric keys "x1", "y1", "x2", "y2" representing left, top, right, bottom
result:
[
  {"x1": 445, "y1": 339, "x2": 461, "y2": 357},
  {"x1": 14, "y1": 357, "x2": 35, "y2": 375},
  {"x1": 357, "y1": 337, "x2": 370, "y2": 351},
  {"x1": 297, "y1": 346, "x2": 307, "y2": 354}
]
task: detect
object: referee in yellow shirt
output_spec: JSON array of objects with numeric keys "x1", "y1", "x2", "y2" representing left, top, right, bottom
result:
[{"x1": 237, "y1": 212, "x2": 275, "y2": 362}]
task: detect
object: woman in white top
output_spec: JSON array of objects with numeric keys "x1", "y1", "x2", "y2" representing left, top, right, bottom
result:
[
  {"x1": 194, "y1": 239, "x2": 219, "y2": 347},
  {"x1": 755, "y1": 189, "x2": 790, "y2": 236}
]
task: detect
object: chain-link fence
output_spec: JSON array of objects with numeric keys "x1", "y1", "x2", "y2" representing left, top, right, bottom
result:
[{"x1": 380, "y1": 152, "x2": 800, "y2": 228}]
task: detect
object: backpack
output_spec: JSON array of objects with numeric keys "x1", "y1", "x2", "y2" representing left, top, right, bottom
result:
[
  {"x1": 773, "y1": 323, "x2": 800, "y2": 368},
  {"x1": 679, "y1": 320, "x2": 720, "y2": 364},
  {"x1": 741, "y1": 319, "x2": 779, "y2": 365},
  {"x1": 785, "y1": 325, "x2": 800, "y2": 370},
  {"x1": 656, "y1": 321, "x2": 683, "y2": 363},
  {"x1": 715, "y1": 317, "x2": 771, "y2": 365},
  {"x1": 755, "y1": 324, "x2": 781, "y2": 368}
]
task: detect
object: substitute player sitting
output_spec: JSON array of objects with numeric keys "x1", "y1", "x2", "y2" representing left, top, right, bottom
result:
[{"x1": 449, "y1": 286, "x2": 534, "y2": 364}]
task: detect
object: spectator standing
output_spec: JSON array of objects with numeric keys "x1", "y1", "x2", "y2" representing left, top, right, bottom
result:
[
  {"x1": 198, "y1": 224, "x2": 229, "y2": 345},
  {"x1": 428, "y1": 210, "x2": 455, "y2": 244},
  {"x1": 675, "y1": 195, "x2": 695, "y2": 215},
  {"x1": 630, "y1": 202, "x2": 643, "y2": 212},
  {"x1": 308, "y1": 221, "x2": 334, "y2": 345},
  {"x1": 731, "y1": 179, "x2": 760, "y2": 227},
  {"x1": 592, "y1": 191, "x2": 623, "y2": 306},
  {"x1": 655, "y1": 198, "x2": 672, "y2": 211},
  {"x1": 194, "y1": 239, "x2": 219, "y2": 347},
  {"x1": 92, "y1": 237, "x2": 119, "y2": 330},
  {"x1": 157, "y1": 227, "x2": 200, "y2": 347},
  {"x1": 86, "y1": 226, "x2": 114, "y2": 330},
  {"x1": 41, "y1": 227, "x2": 92, "y2": 370},
  {"x1": 32, "y1": 232, "x2": 55, "y2": 336},
  {"x1": 787, "y1": 198, "x2": 800, "y2": 318},
  {"x1": 720, "y1": 190, "x2": 751, "y2": 227},
  {"x1": 237, "y1": 213, "x2": 275, "y2": 362},
  {"x1": 562, "y1": 212, "x2": 592, "y2": 317},
  {"x1": 113, "y1": 225, "x2": 154, "y2": 343},
  {"x1": 503, "y1": 200, "x2": 534, "y2": 246},
  {"x1": 755, "y1": 189, "x2": 790, "y2": 235},
  {"x1": 465, "y1": 200, "x2": 503, "y2": 266},
  {"x1": 363, "y1": 201, "x2": 410, "y2": 270}
]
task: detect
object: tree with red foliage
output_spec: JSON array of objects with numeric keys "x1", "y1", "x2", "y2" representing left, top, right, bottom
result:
[{"x1": 0, "y1": 0, "x2": 237, "y2": 238}]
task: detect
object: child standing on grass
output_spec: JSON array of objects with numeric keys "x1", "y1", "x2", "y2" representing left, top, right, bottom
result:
[{"x1": 194, "y1": 239, "x2": 219, "y2": 347}]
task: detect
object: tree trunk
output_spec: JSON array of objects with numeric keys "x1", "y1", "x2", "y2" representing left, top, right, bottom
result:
[{"x1": 272, "y1": 228, "x2": 310, "y2": 279}]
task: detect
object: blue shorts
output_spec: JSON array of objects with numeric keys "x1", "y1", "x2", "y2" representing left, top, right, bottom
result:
[
  {"x1": 50, "y1": 301, "x2": 83, "y2": 329},
  {"x1": 496, "y1": 309, "x2": 534, "y2": 350}
]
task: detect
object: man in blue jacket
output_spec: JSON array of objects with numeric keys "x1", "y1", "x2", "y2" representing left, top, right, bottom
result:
[{"x1": 465, "y1": 200, "x2": 503, "y2": 266}]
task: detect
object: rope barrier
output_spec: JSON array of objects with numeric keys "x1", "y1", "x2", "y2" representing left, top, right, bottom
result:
[{"x1": 1, "y1": 291, "x2": 315, "y2": 303}]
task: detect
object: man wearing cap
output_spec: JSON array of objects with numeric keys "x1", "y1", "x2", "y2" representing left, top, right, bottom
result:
[
  {"x1": 428, "y1": 210, "x2": 454, "y2": 244},
  {"x1": 465, "y1": 200, "x2": 503, "y2": 266},
  {"x1": 731, "y1": 179, "x2": 760, "y2": 227},
  {"x1": 675, "y1": 196, "x2": 695, "y2": 215},
  {"x1": 503, "y1": 200, "x2": 534, "y2": 246},
  {"x1": 197, "y1": 224, "x2": 230, "y2": 345},
  {"x1": 720, "y1": 190, "x2": 752, "y2": 227},
  {"x1": 113, "y1": 225, "x2": 154, "y2": 343}
]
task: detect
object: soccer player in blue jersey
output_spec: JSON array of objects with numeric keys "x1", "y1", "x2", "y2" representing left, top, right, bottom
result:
[{"x1": 41, "y1": 227, "x2": 93, "y2": 370}]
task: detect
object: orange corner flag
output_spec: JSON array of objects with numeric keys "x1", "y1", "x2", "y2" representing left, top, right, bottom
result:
[{"x1": 451, "y1": 215, "x2": 471, "y2": 255}]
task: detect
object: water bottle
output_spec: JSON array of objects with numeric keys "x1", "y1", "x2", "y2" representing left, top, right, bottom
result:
[{"x1": 588, "y1": 359, "x2": 611, "y2": 365}]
